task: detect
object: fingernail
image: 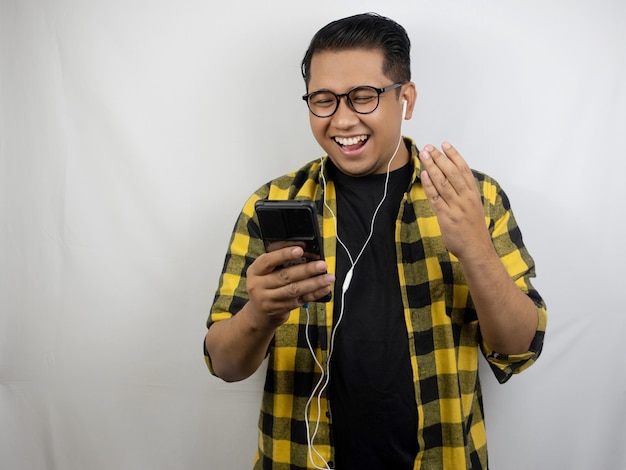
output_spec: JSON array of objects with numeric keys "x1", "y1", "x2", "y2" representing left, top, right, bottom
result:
[
  {"x1": 442, "y1": 142, "x2": 451, "y2": 149},
  {"x1": 420, "y1": 150, "x2": 431, "y2": 160},
  {"x1": 424, "y1": 144, "x2": 434, "y2": 151}
]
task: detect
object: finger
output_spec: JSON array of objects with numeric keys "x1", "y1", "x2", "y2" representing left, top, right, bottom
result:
[
  {"x1": 301, "y1": 283, "x2": 333, "y2": 304},
  {"x1": 419, "y1": 146, "x2": 450, "y2": 190},
  {"x1": 250, "y1": 246, "x2": 306, "y2": 276},
  {"x1": 419, "y1": 168, "x2": 443, "y2": 206},
  {"x1": 277, "y1": 272, "x2": 335, "y2": 307},
  {"x1": 265, "y1": 240, "x2": 306, "y2": 252},
  {"x1": 440, "y1": 142, "x2": 475, "y2": 190},
  {"x1": 419, "y1": 148, "x2": 453, "y2": 205},
  {"x1": 420, "y1": 145, "x2": 464, "y2": 196},
  {"x1": 274, "y1": 258, "x2": 328, "y2": 284},
  {"x1": 249, "y1": 269, "x2": 333, "y2": 313},
  {"x1": 421, "y1": 143, "x2": 477, "y2": 203}
]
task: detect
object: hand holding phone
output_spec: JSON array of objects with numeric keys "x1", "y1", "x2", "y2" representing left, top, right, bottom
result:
[{"x1": 255, "y1": 199, "x2": 332, "y2": 303}]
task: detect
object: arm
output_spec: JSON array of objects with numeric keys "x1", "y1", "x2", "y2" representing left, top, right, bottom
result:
[
  {"x1": 419, "y1": 142, "x2": 538, "y2": 355},
  {"x1": 205, "y1": 246, "x2": 334, "y2": 382}
]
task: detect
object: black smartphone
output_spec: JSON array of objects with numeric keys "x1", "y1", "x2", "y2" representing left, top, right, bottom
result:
[{"x1": 254, "y1": 199, "x2": 331, "y2": 303}]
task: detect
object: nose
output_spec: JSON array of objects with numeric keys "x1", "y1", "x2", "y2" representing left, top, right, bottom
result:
[{"x1": 331, "y1": 95, "x2": 359, "y2": 127}]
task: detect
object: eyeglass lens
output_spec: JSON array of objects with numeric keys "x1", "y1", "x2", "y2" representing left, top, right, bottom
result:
[{"x1": 307, "y1": 86, "x2": 380, "y2": 117}]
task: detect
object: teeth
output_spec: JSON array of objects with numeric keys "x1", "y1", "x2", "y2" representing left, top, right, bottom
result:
[{"x1": 335, "y1": 135, "x2": 367, "y2": 146}]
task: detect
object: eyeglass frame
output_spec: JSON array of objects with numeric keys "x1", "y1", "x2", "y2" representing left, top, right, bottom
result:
[{"x1": 302, "y1": 82, "x2": 406, "y2": 118}]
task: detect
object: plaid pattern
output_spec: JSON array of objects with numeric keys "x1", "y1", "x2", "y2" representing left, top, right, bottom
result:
[{"x1": 206, "y1": 138, "x2": 547, "y2": 469}]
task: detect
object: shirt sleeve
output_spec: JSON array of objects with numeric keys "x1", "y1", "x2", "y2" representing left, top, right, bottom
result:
[
  {"x1": 477, "y1": 173, "x2": 548, "y2": 383},
  {"x1": 204, "y1": 191, "x2": 266, "y2": 374}
]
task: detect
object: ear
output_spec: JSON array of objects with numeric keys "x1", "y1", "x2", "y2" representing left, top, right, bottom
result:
[{"x1": 401, "y1": 82, "x2": 417, "y2": 120}]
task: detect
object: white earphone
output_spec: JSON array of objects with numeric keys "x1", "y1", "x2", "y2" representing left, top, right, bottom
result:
[
  {"x1": 402, "y1": 99, "x2": 407, "y2": 120},
  {"x1": 306, "y1": 125, "x2": 406, "y2": 470}
]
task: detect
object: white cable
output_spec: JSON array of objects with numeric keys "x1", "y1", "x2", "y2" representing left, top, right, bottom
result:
[
  {"x1": 304, "y1": 132, "x2": 405, "y2": 469},
  {"x1": 303, "y1": 306, "x2": 333, "y2": 469}
]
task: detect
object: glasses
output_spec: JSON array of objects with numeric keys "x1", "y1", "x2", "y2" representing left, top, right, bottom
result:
[{"x1": 302, "y1": 83, "x2": 405, "y2": 118}]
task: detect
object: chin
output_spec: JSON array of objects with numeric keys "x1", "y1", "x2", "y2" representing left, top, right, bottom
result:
[{"x1": 333, "y1": 160, "x2": 378, "y2": 177}]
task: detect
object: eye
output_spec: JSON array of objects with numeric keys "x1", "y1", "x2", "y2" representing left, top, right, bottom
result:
[
  {"x1": 350, "y1": 87, "x2": 377, "y2": 104},
  {"x1": 309, "y1": 92, "x2": 336, "y2": 108}
]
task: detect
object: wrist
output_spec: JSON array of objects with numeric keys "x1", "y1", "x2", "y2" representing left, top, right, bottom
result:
[
  {"x1": 242, "y1": 301, "x2": 289, "y2": 334},
  {"x1": 456, "y1": 238, "x2": 497, "y2": 266}
]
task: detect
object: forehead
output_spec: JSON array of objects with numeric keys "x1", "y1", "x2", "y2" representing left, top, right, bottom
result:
[{"x1": 308, "y1": 48, "x2": 387, "y2": 91}]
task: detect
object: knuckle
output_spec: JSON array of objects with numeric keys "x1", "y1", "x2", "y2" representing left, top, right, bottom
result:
[
  {"x1": 277, "y1": 268, "x2": 291, "y2": 283},
  {"x1": 250, "y1": 253, "x2": 273, "y2": 275},
  {"x1": 258, "y1": 298, "x2": 272, "y2": 312},
  {"x1": 286, "y1": 282, "x2": 300, "y2": 297}
]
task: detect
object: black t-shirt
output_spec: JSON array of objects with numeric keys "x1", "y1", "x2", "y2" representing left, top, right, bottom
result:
[{"x1": 327, "y1": 160, "x2": 418, "y2": 469}]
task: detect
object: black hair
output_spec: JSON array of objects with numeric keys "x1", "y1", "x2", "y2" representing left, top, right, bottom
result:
[{"x1": 301, "y1": 12, "x2": 411, "y2": 88}]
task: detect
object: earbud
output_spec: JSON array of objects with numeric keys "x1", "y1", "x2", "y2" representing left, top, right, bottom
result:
[{"x1": 401, "y1": 99, "x2": 407, "y2": 120}]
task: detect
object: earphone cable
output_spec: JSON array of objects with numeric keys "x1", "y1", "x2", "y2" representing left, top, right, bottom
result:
[{"x1": 304, "y1": 132, "x2": 405, "y2": 469}]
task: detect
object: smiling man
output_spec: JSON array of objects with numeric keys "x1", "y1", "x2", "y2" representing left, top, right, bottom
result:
[
  {"x1": 204, "y1": 13, "x2": 547, "y2": 470},
  {"x1": 305, "y1": 47, "x2": 413, "y2": 177}
]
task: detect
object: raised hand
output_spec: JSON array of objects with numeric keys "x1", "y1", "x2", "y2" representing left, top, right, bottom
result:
[{"x1": 418, "y1": 142, "x2": 493, "y2": 261}]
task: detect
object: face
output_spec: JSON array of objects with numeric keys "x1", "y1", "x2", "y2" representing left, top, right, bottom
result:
[{"x1": 306, "y1": 49, "x2": 416, "y2": 176}]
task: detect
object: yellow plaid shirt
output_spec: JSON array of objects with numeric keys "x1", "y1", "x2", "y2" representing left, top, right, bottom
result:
[{"x1": 205, "y1": 138, "x2": 547, "y2": 469}]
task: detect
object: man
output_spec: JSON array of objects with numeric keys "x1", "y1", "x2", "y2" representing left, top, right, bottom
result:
[{"x1": 204, "y1": 13, "x2": 547, "y2": 470}]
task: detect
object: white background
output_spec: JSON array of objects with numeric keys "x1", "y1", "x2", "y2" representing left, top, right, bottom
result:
[{"x1": 1, "y1": 1, "x2": 625, "y2": 469}]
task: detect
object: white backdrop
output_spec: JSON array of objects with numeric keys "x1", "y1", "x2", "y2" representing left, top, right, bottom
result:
[{"x1": 1, "y1": 1, "x2": 625, "y2": 469}]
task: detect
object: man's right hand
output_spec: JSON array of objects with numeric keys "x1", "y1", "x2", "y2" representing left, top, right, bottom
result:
[
  {"x1": 205, "y1": 245, "x2": 334, "y2": 382},
  {"x1": 245, "y1": 245, "x2": 335, "y2": 330}
]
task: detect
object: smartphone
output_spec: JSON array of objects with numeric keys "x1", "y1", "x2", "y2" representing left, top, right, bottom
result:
[{"x1": 254, "y1": 199, "x2": 331, "y2": 302}]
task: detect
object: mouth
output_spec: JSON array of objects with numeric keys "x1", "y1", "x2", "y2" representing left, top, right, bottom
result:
[{"x1": 333, "y1": 134, "x2": 369, "y2": 150}]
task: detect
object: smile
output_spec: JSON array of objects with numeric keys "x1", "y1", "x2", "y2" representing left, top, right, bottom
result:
[{"x1": 334, "y1": 135, "x2": 368, "y2": 146}]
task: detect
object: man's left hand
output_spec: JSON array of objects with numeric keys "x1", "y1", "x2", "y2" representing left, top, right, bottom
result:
[{"x1": 418, "y1": 142, "x2": 493, "y2": 261}]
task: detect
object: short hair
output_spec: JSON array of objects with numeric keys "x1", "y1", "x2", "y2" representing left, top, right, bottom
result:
[{"x1": 301, "y1": 12, "x2": 411, "y2": 88}]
